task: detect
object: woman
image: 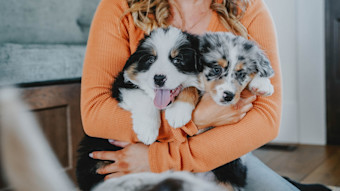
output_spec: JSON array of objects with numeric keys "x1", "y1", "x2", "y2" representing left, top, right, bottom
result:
[{"x1": 81, "y1": 0, "x2": 297, "y2": 190}]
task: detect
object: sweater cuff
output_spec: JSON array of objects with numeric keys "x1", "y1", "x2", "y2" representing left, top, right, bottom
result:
[{"x1": 181, "y1": 120, "x2": 198, "y2": 136}]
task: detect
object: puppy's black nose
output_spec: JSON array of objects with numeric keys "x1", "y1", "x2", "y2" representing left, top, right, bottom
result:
[
  {"x1": 223, "y1": 91, "x2": 234, "y2": 102},
  {"x1": 154, "y1": 75, "x2": 166, "y2": 87}
]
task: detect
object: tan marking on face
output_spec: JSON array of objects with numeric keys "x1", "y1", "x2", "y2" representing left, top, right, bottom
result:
[
  {"x1": 170, "y1": 49, "x2": 179, "y2": 58},
  {"x1": 125, "y1": 63, "x2": 137, "y2": 81},
  {"x1": 249, "y1": 73, "x2": 256, "y2": 79},
  {"x1": 235, "y1": 62, "x2": 245, "y2": 71},
  {"x1": 175, "y1": 87, "x2": 199, "y2": 105},
  {"x1": 152, "y1": 48, "x2": 157, "y2": 56},
  {"x1": 204, "y1": 77, "x2": 224, "y2": 98},
  {"x1": 217, "y1": 59, "x2": 228, "y2": 68}
]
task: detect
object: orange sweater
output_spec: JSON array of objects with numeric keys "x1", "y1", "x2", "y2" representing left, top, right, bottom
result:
[{"x1": 81, "y1": 0, "x2": 281, "y2": 173}]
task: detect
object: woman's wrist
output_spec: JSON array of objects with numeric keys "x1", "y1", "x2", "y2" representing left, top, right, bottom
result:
[{"x1": 192, "y1": 95, "x2": 214, "y2": 129}]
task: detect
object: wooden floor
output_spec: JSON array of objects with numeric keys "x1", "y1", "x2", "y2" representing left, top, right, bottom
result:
[{"x1": 253, "y1": 144, "x2": 340, "y2": 186}]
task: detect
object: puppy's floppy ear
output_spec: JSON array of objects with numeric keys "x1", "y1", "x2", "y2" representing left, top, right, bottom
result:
[
  {"x1": 254, "y1": 50, "x2": 274, "y2": 78},
  {"x1": 123, "y1": 51, "x2": 142, "y2": 83},
  {"x1": 241, "y1": 38, "x2": 274, "y2": 78},
  {"x1": 123, "y1": 49, "x2": 143, "y2": 71}
]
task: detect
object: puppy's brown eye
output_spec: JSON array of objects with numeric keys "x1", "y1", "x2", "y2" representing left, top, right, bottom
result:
[
  {"x1": 146, "y1": 56, "x2": 156, "y2": 65},
  {"x1": 173, "y1": 57, "x2": 183, "y2": 64}
]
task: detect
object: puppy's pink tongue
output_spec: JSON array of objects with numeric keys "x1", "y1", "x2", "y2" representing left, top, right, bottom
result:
[{"x1": 154, "y1": 89, "x2": 171, "y2": 110}]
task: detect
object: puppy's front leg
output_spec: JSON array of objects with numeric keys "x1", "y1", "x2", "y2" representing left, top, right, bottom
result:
[
  {"x1": 248, "y1": 75, "x2": 274, "y2": 96},
  {"x1": 165, "y1": 87, "x2": 199, "y2": 128},
  {"x1": 120, "y1": 89, "x2": 161, "y2": 145},
  {"x1": 131, "y1": 106, "x2": 160, "y2": 145}
]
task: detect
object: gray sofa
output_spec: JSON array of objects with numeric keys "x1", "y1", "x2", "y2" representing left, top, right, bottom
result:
[{"x1": 0, "y1": 0, "x2": 101, "y2": 85}]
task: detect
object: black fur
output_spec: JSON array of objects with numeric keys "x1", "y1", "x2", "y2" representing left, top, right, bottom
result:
[
  {"x1": 212, "y1": 159, "x2": 247, "y2": 188},
  {"x1": 243, "y1": 42, "x2": 253, "y2": 51},
  {"x1": 163, "y1": 29, "x2": 202, "y2": 75},
  {"x1": 111, "y1": 71, "x2": 138, "y2": 102},
  {"x1": 148, "y1": 178, "x2": 184, "y2": 191},
  {"x1": 76, "y1": 135, "x2": 122, "y2": 191}
]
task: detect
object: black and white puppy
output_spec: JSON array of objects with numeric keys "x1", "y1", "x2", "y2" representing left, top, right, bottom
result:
[
  {"x1": 199, "y1": 32, "x2": 274, "y2": 106},
  {"x1": 112, "y1": 27, "x2": 202, "y2": 145},
  {"x1": 77, "y1": 27, "x2": 203, "y2": 191}
]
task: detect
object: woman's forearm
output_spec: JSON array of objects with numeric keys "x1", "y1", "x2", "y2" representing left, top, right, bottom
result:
[{"x1": 81, "y1": 0, "x2": 139, "y2": 142}]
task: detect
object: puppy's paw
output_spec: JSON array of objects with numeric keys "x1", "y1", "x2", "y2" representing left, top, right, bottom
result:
[
  {"x1": 135, "y1": 129, "x2": 159, "y2": 145},
  {"x1": 133, "y1": 118, "x2": 160, "y2": 145},
  {"x1": 248, "y1": 77, "x2": 274, "y2": 96},
  {"x1": 165, "y1": 101, "x2": 194, "y2": 128}
]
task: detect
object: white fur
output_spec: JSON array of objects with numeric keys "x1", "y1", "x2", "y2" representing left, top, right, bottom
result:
[
  {"x1": 119, "y1": 89, "x2": 160, "y2": 145},
  {"x1": 248, "y1": 75, "x2": 274, "y2": 96},
  {"x1": 165, "y1": 101, "x2": 195, "y2": 128}
]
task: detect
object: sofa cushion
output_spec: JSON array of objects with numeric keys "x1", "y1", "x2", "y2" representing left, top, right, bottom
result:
[{"x1": 0, "y1": 43, "x2": 85, "y2": 85}]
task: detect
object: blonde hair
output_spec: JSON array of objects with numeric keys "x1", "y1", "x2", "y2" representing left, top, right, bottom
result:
[{"x1": 125, "y1": 0, "x2": 250, "y2": 38}]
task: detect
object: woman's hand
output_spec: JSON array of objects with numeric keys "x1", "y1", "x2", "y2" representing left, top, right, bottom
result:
[
  {"x1": 90, "y1": 141, "x2": 150, "y2": 180},
  {"x1": 193, "y1": 90, "x2": 256, "y2": 129}
]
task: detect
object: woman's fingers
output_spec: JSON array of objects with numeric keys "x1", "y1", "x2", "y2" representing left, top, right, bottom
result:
[
  {"x1": 240, "y1": 103, "x2": 253, "y2": 114},
  {"x1": 97, "y1": 163, "x2": 120, "y2": 175},
  {"x1": 243, "y1": 95, "x2": 257, "y2": 104},
  {"x1": 240, "y1": 89, "x2": 253, "y2": 98},
  {"x1": 108, "y1": 139, "x2": 131, "y2": 147},
  {"x1": 90, "y1": 151, "x2": 118, "y2": 161},
  {"x1": 234, "y1": 95, "x2": 256, "y2": 109},
  {"x1": 236, "y1": 111, "x2": 249, "y2": 122}
]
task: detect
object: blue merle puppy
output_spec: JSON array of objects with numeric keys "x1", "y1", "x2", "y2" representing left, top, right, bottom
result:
[{"x1": 199, "y1": 32, "x2": 274, "y2": 106}]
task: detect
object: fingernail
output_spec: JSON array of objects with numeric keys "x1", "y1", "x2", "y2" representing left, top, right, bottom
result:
[{"x1": 89, "y1": 153, "x2": 93, "y2": 158}]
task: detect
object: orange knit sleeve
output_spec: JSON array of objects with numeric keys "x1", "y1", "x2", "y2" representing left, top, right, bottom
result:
[
  {"x1": 148, "y1": 0, "x2": 282, "y2": 172},
  {"x1": 81, "y1": 0, "x2": 139, "y2": 142}
]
